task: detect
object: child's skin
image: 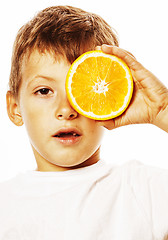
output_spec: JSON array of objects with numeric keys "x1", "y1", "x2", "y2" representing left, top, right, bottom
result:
[
  {"x1": 6, "y1": 44, "x2": 168, "y2": 172},
  {"x1": 7, "y1": 50, "x2": 104, "y2": 172}
]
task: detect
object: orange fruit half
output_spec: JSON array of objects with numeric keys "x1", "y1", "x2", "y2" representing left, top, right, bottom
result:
[{"x1": 66, "y1": 50, "x2": 133, "y2": 120}]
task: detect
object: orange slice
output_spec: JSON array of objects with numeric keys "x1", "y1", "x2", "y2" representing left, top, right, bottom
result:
[{"x1": 66, "y1": 50, "x2": 133, "y2": 120}]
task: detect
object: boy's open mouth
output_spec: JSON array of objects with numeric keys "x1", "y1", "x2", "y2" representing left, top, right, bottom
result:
[
  {"x1": 52, "y1": 128, "x2": 82, "y2": 145},
  {"x1": 54, "y1": 131, "x2": 80, "y2": 138}
]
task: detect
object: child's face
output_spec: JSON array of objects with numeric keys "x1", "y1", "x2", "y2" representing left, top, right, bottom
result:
[{"x1": 16, "y1": 50, "x2": 104, "y2": 171}]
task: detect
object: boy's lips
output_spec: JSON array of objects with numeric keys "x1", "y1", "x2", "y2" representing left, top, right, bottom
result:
[{"x1": 52, "y1": 127, "x2": 82, "y2": 145}]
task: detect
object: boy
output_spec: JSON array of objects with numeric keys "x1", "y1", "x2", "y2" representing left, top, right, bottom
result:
[{"x1": 1, "y1": 5, "x2": 168, "y2": 240}]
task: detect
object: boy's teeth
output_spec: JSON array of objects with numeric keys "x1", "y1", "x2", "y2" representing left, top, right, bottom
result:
[{"x1": 55, "y1": 132, "x2": 79, "y2": 137}]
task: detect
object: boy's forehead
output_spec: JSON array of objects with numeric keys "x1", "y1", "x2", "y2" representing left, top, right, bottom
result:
[
  {"x1": 21, "y1": 44, "x2": 94, "y2": 75},
  {"x1": 23, "y1": 49, "x2": 67, "y2": 66},
  {"x1": 20, "y1": 49, "x2": 72, "y2": 87},
  {"x1": 22, "y1": 49, "x2": 69, "y2": 75}
]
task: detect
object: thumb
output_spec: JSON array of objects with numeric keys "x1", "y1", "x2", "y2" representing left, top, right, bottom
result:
[
  {"x1": 101, "y1": 44, "x2": 143, "y2": 71},
  {"x1": 97, "y1": 119, "x2": 116, "y2": 130}
]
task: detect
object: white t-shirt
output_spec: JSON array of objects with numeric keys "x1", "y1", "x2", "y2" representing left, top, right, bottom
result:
[{"x1": 0, "y1": 160, "x2": 168, "y2": 240}]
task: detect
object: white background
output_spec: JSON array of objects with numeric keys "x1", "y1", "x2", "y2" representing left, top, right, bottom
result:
[{"x1": 0, "y1": 0, "x2": 168, "y2": 182}]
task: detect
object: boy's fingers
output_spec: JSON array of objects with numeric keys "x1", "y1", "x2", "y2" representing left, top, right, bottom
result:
[{"x1": 101, "y1": 44, "x2": 143, "y2": 71}]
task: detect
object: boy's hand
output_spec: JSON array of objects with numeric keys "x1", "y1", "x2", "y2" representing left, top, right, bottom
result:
[{"x1": 96, "y1": 45, "x2": 168, "y2": 131}]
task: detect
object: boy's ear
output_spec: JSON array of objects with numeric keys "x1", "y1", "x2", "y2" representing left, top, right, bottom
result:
[{"x1": 6, "y1": 91, "x2": 23, "y2": 126}]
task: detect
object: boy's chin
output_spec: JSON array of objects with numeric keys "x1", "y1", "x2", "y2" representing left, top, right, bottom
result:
[
  {"x1": 33, "y1": 145, "x2": 101, "y2": 171},
  {"x1": 62, "y1": 158, "x2": 99, "y2": 169},
  {"x1": 54, "y1": 148, "x2": 101, "y2": 170},
  {"x1": 50, "y1": 158, "x2": 99, "y2": 170}
]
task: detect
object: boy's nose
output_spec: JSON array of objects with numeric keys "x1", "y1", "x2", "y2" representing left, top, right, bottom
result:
[{"x1": 55, "y1": 98, "x2": 78, "y2": 120}]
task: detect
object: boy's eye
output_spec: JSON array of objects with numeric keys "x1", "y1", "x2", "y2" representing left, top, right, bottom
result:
[{"x1": 35, "y1": 88, "x2": 53, "y2": 95}]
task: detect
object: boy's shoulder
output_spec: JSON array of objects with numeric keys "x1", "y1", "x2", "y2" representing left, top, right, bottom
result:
[
  {"x1": 122, "y1": 160, "x2": 168, "y2": 182},
  {"x1": 0, "y1": 173, "x2": 24, "y2": 195},
  {"x1": 117, "y1": 160, "x2": 168, "y2": 192}
]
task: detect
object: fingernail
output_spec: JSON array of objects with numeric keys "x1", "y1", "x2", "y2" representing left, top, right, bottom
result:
[
  {"x1": 95, "y1": 46, "x2": 101, "y2": 50},
  {"x1": 102, "y1": 44, "x2": 111, "y2": 48}
]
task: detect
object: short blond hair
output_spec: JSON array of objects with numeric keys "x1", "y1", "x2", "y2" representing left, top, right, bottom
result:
[{"x1": 9, "y1": 5, "x2": 119, "y2": 97}]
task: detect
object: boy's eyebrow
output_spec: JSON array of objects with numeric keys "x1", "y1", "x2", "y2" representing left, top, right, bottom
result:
[{"x1": 28, "y1": 75, "x2": 56, "y2": 86}]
